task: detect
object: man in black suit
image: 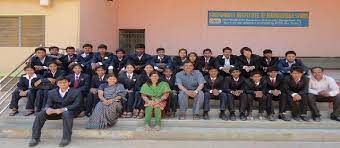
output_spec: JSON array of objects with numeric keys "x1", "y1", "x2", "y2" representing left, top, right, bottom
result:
[
  {"x1": 162, "y1": 68, "x2": 178, "y2": 118},
  {"x1": 283, "y1": 66, "x2": 310, "y2": 122},
  {"x1": 111, "y1": 48, "x2": 129, "y2": 75},
  {"x1": 260, "y1": 49, "x2": 278, "y2": 74},
  {"x1": 197, "y1": 49, "x2": 216, "y2": 76},
  {"x1": 264, "y1": 67, "x2": 289, "y2": 121},
  {"x1": 29, "y1": 76, "x2": 82, "y2": 147},
  {"x1": 223, "y1": 67, "x2": 247, "y2": 121},
  {"x1": 151, "y1": 48, "x2": 172, "y2": 74},
  {"x1": 215, "y1": 47, "x2": 238, "y2": 77},
  {"x1": 58, "y1": 46, "x2": 83, "y2": 73},
  {"x1": 127, "y1": 44, "x2": 152, "y2": 74},
  {"x1": 237, "y1": 47, "x2": 261, "y2": 78},
  {"x1": 91, "y1": 44, "x2": 114, "y2": 71},
  {"x1": 202, "y1": 67, "x2": 228, "y2": 120},
  {"x1": 78, "y1": 44, "x2": 94, "y2": 75},
  {"x1": 30, "y1": 47, "x2": 56, "y2": 75}
]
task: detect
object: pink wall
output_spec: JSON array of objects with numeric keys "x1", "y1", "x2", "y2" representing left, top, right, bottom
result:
[{"x1": 81, "y1": 0, "x2": 340, "y2": 57}]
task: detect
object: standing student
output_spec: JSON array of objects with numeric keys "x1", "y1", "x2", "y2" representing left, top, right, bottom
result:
[
  {"x1": 118, "y1": 64, "x2": 138, "y2": 118},
  {"x1": 277, "y1": 51, "x2": 308, "y2": 76},
  {"x1": 112, "y1": 48, "x2": 129, "y2": 75},
  {"x1": 151, "y1": 48, "x2": 172, "y2": 73},
  {"x1": 215, "y1": 47, "x2": 239, "y2": 77},
  {"x1": 141, "y1": 71, "x2": 171, "y2": 131},
  {"x1": 9, "y1": 65, "x2": 41, "y2": 116},
  {"x1": 66, "y1": 64, "x2": 90, "y2": 117},
  {"x1": 264, "y1": 67, "x2": 289, "y2": 121},
  {"x1": 59, "y1": 46, "x2": 83, "y2": 73},
  {"x1": 30, "y1": 47, "x2": 56, "y2": 75},
  {"x1": 29, "y1": 76, "x2": 82, "y2": 147},
  {"x1": 224, "y1": 67, "x2": 247, "y2": 121},
  {"x1": 198, "y1": 48, "x2": 216, "y2": 76},
  {"x1": 283, "y1": 66, "x2": 310, "y2": 122},
  {"x1": 91, "y1": 44, "x2": 114, "y2": 71},
  {"x1": 308, "y1": 67, "x2": 340, "y2": 122},
  {"x1": 86, "y1": 66, "x2": 108, "y2": 116},
  {"x1": 176, "y1": 62, "x2": 206, "y2": 120},
  {"x1": 260, "y1": 49, "x2": 278, "y2": 74},
  {"x1": 78, "y1": 44, "x2": 94, "y2": 75},
  {"x1": 237, "y1": 47, "x2": 261, "y2": 78},
  {"x1": 172, "y1": 48, "x2": 188, "y2": 73},
  {"x1": 202, "y1": 67, "x2": 228, "y2": 120},
  {"x1": 127, "y1": 44, "x2": 152, "y2": 74},
  {"x1": 161, "y1": 68, "x2": 178, "y2": 118}
]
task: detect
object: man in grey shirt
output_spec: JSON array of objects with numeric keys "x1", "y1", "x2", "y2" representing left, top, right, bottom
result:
[{"x1": 176, "y1": 62, "x2": 206, "y2": 120}]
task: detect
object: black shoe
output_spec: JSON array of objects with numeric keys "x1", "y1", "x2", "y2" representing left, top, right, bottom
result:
[
  {"x1": 278, "y1": 113, "x2": 291, "y2": 121},
  {"x1": 312, "y1": 116, "x2": 321, "y2": 122},
  {"x1": 267, "y1": 114, "x2": 276, "y2": 121},
  {"x1": 220, "y1": 112, "x2": 228, "y2": 121},
  {"x1": 330, "y1": 116, "x2": 340, "y2": 122},
  {"x1": 28, "y1": 138, "x2": 40, "y2": 147},
  {"x1": 240, "y1": 113, "x2": 247, "y2": 121},
  {"x1": 300, "y1": 115, "x2": 310, "y2": 122},
  {"x1": 203, "y1": 112, "x2": 210, "y2": 120},
  {"x1": 59, "y1": 139, "x2": 71, "y2": 147},
  {"x1": 229, "y1": 112, "x2": 237, "y2": 121},
  {"x1": 293, "y1": 116, "x2": 302, "y2": 122}
]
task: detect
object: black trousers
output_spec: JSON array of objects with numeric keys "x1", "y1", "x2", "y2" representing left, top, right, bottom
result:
[
  {"x1": 308, "y1": 94, "x2": 340, "y2": 117},
  {"x1": 122, "y1": 92, "x2": 136, "y2": 112},
  {"x1": 246, "y1": 94, "x2": 268, "y2": 114},
  {"x1": 9, "y1": 89, "x2": 36, "y2": 110},
  {"x1": 287, "y1": 93, "x2": 308, "y2": 117},
  {"x1": 32, "y1": 110, "x2": 75, "y2": 140},
  {"x1": 227, "y1": 93, "x2": 246, "y2": 113},
  {"x1": 134, "y1": 91, "x2": 145, "y2": 110},
  {"x1": 203, "y1": 92, "x2": 227, "y2": 112},
  {"x1": 166, "y1": 91, "x2": 178, "y2": 112},
  {"x1": 267, "y1": 93, "x2": 288, "y2": 114},
  {"x1": 85, "y1": 92, "x2": 100, "y2": 115},
  {"x1": 35, "y1": 89, "x2": 50, "y2": 112}
]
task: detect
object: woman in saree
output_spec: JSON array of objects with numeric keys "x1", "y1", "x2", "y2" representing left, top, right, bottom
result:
[
  {"x1": 140, "y1": 71, "x2": 171, "y2": 131},
  {"x1": 86, "y1": 74, "x2": 126, "y2": 129}
]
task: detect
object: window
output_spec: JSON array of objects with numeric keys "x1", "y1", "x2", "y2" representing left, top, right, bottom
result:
[
  {"x1": 119, "y1": 29, "x2": 145, "y2": 54},
  {"x1": 0, "y1": 16, "x2": 45, "y2": 47}
]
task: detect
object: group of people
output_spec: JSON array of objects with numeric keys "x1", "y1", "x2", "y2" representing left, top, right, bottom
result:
[{"x1": 7, "y1": 43, "x2": 340, "y2": 147}]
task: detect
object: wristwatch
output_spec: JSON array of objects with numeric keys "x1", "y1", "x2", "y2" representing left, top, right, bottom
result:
[
  {"x1": 64, "y1": 108, "x2": 68, "y2": 112},
  {"x1": 194, "y1": 90, "x2": 199, "y2": 94}
]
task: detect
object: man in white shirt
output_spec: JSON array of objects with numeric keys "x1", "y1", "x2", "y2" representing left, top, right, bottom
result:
[{"x1": 308, "y1": 67, "x2": 340, "y2": 122}]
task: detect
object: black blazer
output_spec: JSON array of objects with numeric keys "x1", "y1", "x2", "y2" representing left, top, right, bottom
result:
[
  {"x1": 214, "y1": 55, "x2": 239, "y2": 69},
  {"x1": 127, "y1": 53, "x2": 152, "y2": 68},
  {"x1": 66, "y1": 73, "x2": 90, "y2": 94},
  {"x1": 59, "y1": 54, "x2": 83, "y2": 71},
  {"x1": 90, "y1": 74, "x2": 108, "y2": 88},
  {"x1": 161, "y1": 76, "x2": 178, "y2": 91},
  {"x1": 17, "y1": 74, "x2": 42, "y2": 91},
  {"x1": 223, "y1": 76, "x2": 247, "y2": 93},
  {"x1": 45, "y1": 88, "x2": 82, "y2": 111},
  {"x1": 260, "y1": 57, "x2": 278, "y2": 70},
  {"x1": 77, "y1": 52, "x2": 94, "y2": 68},
  {"x1": 237, "y1": 54, "x2": 261, "y2": 77},
  {"x1": 203, "y1": 75, "x2": 225, "y2": 92},
  {"x1": 151, "y1": 55, "x2": 172, "y2": 69},
  {"x1": 134, "y1": 73, "x2": 150, "y2": 91},
  {"x1": 91, "y1": 52, "x2": 114, "y2": 69},
  {"x1": 171, "y1": 56, "x2": 188, "y2": 73},
  {"x1": 283, "y1": 75, "x2": 309, "y2": 96},
  {"x1": 263, "y1": 75, "x2": 284, "y2": 93},
  {"x1": 30, "y1": 56, "x2": 56, "y2": 74},
  {"x1": 111, "y1": 55, "x2": 129, "y2": 74},
  {"x1": 40, "y1": 70, "x2": 66, "y2": 89},
  {"x1": 118, "y1": 72, "x2": 138, "y2": 91},
  {"x1": 244, "y1": 78, "x2": 267, "y2": 95},
  {"x1": 197, "y1": 56, "x2": 216, "y2": 74}
]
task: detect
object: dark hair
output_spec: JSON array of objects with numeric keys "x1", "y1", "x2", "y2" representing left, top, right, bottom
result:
[
  {"x1": 229, "y1": 67, "x2": 241, "y2": 73},
  {"x1": 285, "y1": 51, "x2": 296, "y2": 56},
  {"x1": 35, "y1": 47, "x2": 46, "y2": 53},
  {"x1": 24, "y1": 65, "x2": 36, "y2": 71},
  {"x1": 203, "y1": 48, "x2": 212, "y2": 54},
  {"x1": 116, "y1": 48, "x2": 125, "y2": 54},
  {"x1": 163, "y1": 67, "x2": 173, "y2": 72},
  {"x1": 267, "y1": 67, "x2": 279, "y2": 72},
  {"x1": 187, "y1": 52, "x2": 198, "y2": 62},
  {"x1": 107, "y1": 73, "x2": 117, "y2": 79},
  {"x1": 178, "y1": 48, "x2": 188, "y2": 55},
  {"x1": 208, "y1": 66, "x2": 218, "y2": 71},
  {"x1": 125, "y1": 63, "x2": 135, "y2": 69},
  {"x1": 56, "y1": 76, "x2": 70, "y2": 82},
  {"x1": 250, "y1": 71, "x2": 262, "y2": 77},
  {"x1": 71, "y1": 63, "x2": 83, "y2": 70},
  {"x1": 263, "y1": 49, "x2": 272, "y2": 54},
  {"x1": 156, "y1": 48, "x2": 165, "y2": 52},
  {"x1": 146, "y1": 71, "x2": 161, "y2": 86},
  {"x1": 311, "y1": 66, "x2": 324, "y2": 72},
  {"x1": 240, "y1": 47, "x2": 252, "y2": 55},
  {"x1": 65, "y1": 46, "x2": 75, "y2": 51},
  {"x1": 98, "y1": 44, "x2": 107, "y2": 49},
  {"x1": 47, "y1": 61, "x2": 58, "y2": 67},
  {"x1": 48, "y1": 46, "x2": 59, "y2": 51},
  {"x1": 82, "y1": 44, "x2": 93, "y2": 48},
  {"x1": 95, "y1": 65, "x2": 106, "y2": 71},
  {"x1": 222, "y1": 47, "x2": 232, "y2": 52},
  {"x1": 290, "y1": 66, "x2": 304, "y2": 73},
  {"x1": 135, "y1": 44, "x2": 145, "y2": 49}
]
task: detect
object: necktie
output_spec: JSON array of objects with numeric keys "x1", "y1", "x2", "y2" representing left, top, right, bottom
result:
[
  {"x1": 204, "y1": 60, "x2": 209, "y2": 70},
  {"x1": 271, "y1": 78, "x2": 275, "y2": 85},
  {"x1": 74, "y1": 76, "x2": 79, "y2": 88},
  {"x1": 128, "y1": 74, "x2": 132, "y2": 80}
]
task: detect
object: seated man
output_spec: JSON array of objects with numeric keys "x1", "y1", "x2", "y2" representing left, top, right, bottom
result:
[
  {"x1": 78, "y1": 44, "x2": 94, "y2": 75},
  {"x1": 151, "y1": 48, "x2": 172, "y2": 73},
  {"x1": 161, "y1": 68, "x2": 178, "y2": 118},
  {"x1": 264, "y1": 67, "x2": 289, "y2": 121},
  {"x1": 277, "y1": 51, "x2": 308, "y2": 76},
  {"x1": 127, "y1": 44, "x2": 152, "y2": 74},
  {"x1": 58, "y1": 46, "x2": 83, "y2": 73},
  {"x1": 260, "y1": 49, "x2": 278, "y2": 74},
  {"x1": 30, "y1": 47, "x2": 56, "y2": 75},
  {"x1": 308, "y1": 67, "x2": 340, "y2": 122},
  {"x1": 176, "y1": 62, "x2": 206, "y2": 120},
  {"x1": 237, "y1": 47, "x2": 261, "y2": 78},
  {"x1": 48, "y1": 46, "x2": 63, "y2": 59},
  {"x1": 111, "y1": 48, "x2": 129, "y2": 75},
  {"x1": 215, "y1": 47, "x2": 238, "y2": 77},
  {"x1": 202, "y1": 67, "x2": 227, "y2": 120},
  {"x1": 224, "y1": 67, "x2": 247, "y2": 121},
  {"x1": 197, "y1": 48, "x2": 216, "y2": 76},
  {"x1": 284, "y1": 66, "x2": 310, "y2": 122},
  {"x1": 91, "y1": 44, "x2": 114, "y2": 71},
  {"x1": 29, "y1": 76, "x2": 82, "y2": 147}
]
